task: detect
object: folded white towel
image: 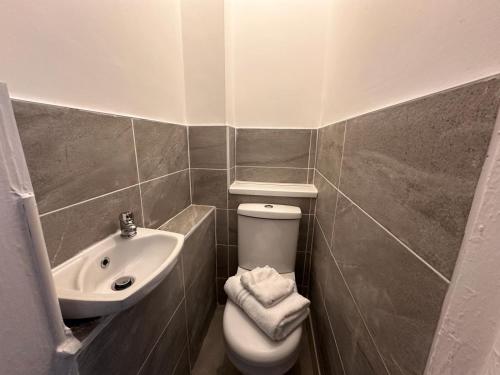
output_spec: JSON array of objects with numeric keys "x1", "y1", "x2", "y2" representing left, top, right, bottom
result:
[
  {"x1": 224, "y1": 275, "x2": 310, "y2": 341},
  {"x1": 240, "y1": 266, "x2": 296, "y2": 307}
]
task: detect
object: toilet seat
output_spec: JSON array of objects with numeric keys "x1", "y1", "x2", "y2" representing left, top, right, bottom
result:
[{"x1": 223, "y1": 267, "x2": 302, "y2": 371}]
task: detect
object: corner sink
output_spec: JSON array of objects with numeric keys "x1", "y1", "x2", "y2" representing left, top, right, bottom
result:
[{"x1": 52, "y1": 228, "x2": 184, "y2": 319}]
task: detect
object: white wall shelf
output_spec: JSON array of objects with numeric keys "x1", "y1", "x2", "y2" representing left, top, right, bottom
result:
[{"x1": 229, "y1": 181, "x2": 318, "y2": 198}]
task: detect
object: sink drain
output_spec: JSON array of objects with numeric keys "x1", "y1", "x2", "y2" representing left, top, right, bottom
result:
[{"x1": 112, "y1": 276, "x2": 135, "y2": 291}]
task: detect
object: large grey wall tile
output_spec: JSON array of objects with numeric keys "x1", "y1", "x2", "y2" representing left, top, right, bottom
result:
[
  {"x1": 229, "y1": 167, "x2": 235, "y2": 184},
  {"x1": 186, "y1": 249, "x2": 217, "y2": 365},
  {"x1": 42, "y1": 186, "x2": 142, "y2": 267},
  {"x1": 321, "y1": 232, "x2": 389, "y2": 374},
  {"x1": 314, "y1": 171, "x2": 338, "y2": 247},
  {"x1": 295, "y1": 252, "x2": 306, "y2": 287},
  {"x1": 339, "y1": 78, "x2": 500, "y2": 278},
  {"x1": 14, "y1": 101, "x2": 138, "y2": 214},
  {"x1": 308, "y1": 129, "x2": 318, "y2": 169},
  {"x1": 236, "y1": 129, "x2": 311, "y2": 168},
  {"x1": 134, "y1": 119, "x2": 188, "y2": 181},
  {"x1": 297, "y1": 215, "x2": 311, "y2": 253},
  {"x1": 189, "y1": 126, "x2": 227, "y2": 169},
  {"x1": 77, "y1": 261, "x2": 184, "y2": 375},
  {"x1": 138, "y1": 303, "x2": 188, "y2": 375},
  {"x1": 228, "y1": 210, "x2": 238, "y2": 245},
  {"x1": 316, "y1": 122, "x2": 345, "y2": 186},
  {"x1": 182, "y1": 212, "x2": 216, "y2": 290},
  {"x1": 310, "y1": 279, "x2": 344, "y2": 375},
  {"x1": 216, "y1": 209, "x2": 228, "y2": 244},
  {"x1": 229, "y1": 127, "x2": 236, "y2": 168},
  {"x1": 142, "y1": 170, "x2": 191, "y2": 228},
  {"x1": 311, "y1": 220, "x2": 331, "y2": 295},
  {"x1": 228, "y1": 246, "x2": 238, "y2": 276},
  {"x1": 216, "y1": 245, "x2": 228, "y2": 279},
  {"x1": 332, "y1": 195, "x2": 448, "y2": 375},
  {"x1": 236, "y1": 166, "x2": 308, "y2": 183},
  {"x1": 191, "y1": 169, "x2": 227, "y2": 208}
]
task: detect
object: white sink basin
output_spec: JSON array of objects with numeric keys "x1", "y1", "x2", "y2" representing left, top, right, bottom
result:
[{"x1": 52, "y1": 228, "x2": 184, "y2": 319}]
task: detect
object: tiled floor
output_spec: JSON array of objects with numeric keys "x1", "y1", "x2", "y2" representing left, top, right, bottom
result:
[{"x1": 192, "y1": 306, "x2": 318, "y2": 375}]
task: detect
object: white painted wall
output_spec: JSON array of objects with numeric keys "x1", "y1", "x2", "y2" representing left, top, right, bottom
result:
[
  {"x1": 1, "y1": 1, "x2": 500, "y2": 128},
  {"x1": 181, "y1": 0, "x2": 226, "y2": 125},
  {"x1": 321, "y1": 0, "x2": 500, "y2": 124},
  {"x1": 225, "y1": 0, "x2": 330, "y2": 128},
  {"x1": 0, "y1": 0, "x2": 187, "y2": 124}
]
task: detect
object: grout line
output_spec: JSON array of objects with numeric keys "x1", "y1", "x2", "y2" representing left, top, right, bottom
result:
[
  {"x1": 226, "y1": 205, "x2": 230, "y2": 244},
  {"x1": 234, "y1": 165, "x2": 309, "y2": 170},
  {"x1": 78, "y1": 313, "x2": 117, "y2": 349},
  {"x1": 171, "y1": 345, "x2": 189, "y2": 375},
  {"x1": 140, "y1": 168, "x2": 190, "y2": 185},
  {"x1": 39, "y1": 183, "x2": 140, "y2": 217},
  {"x1": 301, "y1": 214, "x2": 311, "y2": 289},
  {"x1": 131, "y1": 119, "x2": 145, "y2": 225},
  {"x1": 226, "y1": 126, "x2": 231, "y2": 187},
  {"x1": 307, "y1": 129, "x2": 313, "y2": 179},
  {"x1": 180, "y1": 258, "x2": 193, "y2": 371},
  {"x1": 137, "y1": 297, "x2": 186, "y2": 375},
  {"x1": 308, "y1": 316, "x2": 322, "y2": 375},
  {"x1": 226, "y1": 127, "x2": 231, "y2": 255},
  {"x1": 336, "y1": 122, "x2": 347, "y2": 189},
  {"x1": 315, "y1": 169, "x2": 450, "y2": 284},
  {"x1": 315, "y1": 218, "x2": 391, "y2": 375},
  {"x1": 214, "y1": 208, "x2": 219, "y2": 246},
  {"x1": 315, "y1": 170, "x2": 339, "y2": 191},
  {"x1": 213, "y1": 211, "x2": 220, "y2": 303},
  {"x1": 226, "y1": 239, "x2": 232, "y2": 279},
  {"x1": 187, "y1": 127, "x2": 193, "y2": 204},
  {"x1": 305, "y1": 212, "x2": 316, "y2": 293},
  {"x1": 328, "y1": 122, "x2": 347, "y2": 246},
  {"x1": 321, "y1": 295, "x2": 347, "y2": 375},
  {"x1": 183, "y1": 207, "x2": 215, "y2": 240},
  {"x1": 190, "y1": 167, "x2": 229, "y2": 171},
  {"x1": 234, "y1": 126, "x2": 318, "y2": 131},
  {"x1": 156, "y1": 204, "x2": 194, "y2": 230},
  {"x1": 312, "y1": 130, "x2": 320, "y2": 185},
  {"x1": 234, "y1": 128, "x2": 237, "y2": 168},
  {"x1": 341, "y1": 188, "x2": 450, "y2": 283}
]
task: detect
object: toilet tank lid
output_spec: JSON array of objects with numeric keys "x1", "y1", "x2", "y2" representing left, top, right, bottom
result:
[{"x1": 237, "y1": 204, "x2": 301, "y2": 220}]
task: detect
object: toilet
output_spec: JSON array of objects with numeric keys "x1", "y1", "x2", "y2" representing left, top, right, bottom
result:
[{"x1": 223, "y1": 203, "x2": 303, "y2": 375}]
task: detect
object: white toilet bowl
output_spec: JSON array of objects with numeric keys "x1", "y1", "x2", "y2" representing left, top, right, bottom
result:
[{"x1": 223, "y1": 267, "x2": 302, "y2": 375}]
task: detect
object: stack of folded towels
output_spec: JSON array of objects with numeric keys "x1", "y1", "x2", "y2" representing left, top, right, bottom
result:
[{"x1": 224, "y1": 265, "x2": 310, "y2": 341}]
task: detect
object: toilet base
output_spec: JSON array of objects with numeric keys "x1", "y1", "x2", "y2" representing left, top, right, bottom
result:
[{"x1": 226, "y1": 341, "x2": 300, "y2": 375}]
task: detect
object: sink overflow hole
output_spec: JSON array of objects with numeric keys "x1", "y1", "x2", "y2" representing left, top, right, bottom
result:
[
  {"x1": 112, "y1": 276, "x2": 135, "y2": 291},
  {"x1": 101, "y1": 257, "x2": 110, "y2": 269}
]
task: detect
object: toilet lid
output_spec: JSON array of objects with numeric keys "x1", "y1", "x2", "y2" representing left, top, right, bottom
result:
[{"x1": 222, "y1": 268, "x2": 303, "y2": 365}]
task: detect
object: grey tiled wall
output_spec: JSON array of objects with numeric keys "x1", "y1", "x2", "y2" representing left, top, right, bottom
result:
[
  {"x1": 201, "y1": 126, "x2": 318, "y2": 302},
  {"x1": 310, "y1": 77, "x2": 500, "y2": 375},
  {"x1": 235, "y1": 128, "x2": 317, "y2": 184},
  {"x1": 187, "y1": 126, "x2": 233, "y2": 304},
  {"x1": 14, "y1": 101, "x2": 192, "y2": 267},
  {"x1": 77, "y1": 207, "x2": 216, "y2": 374}
]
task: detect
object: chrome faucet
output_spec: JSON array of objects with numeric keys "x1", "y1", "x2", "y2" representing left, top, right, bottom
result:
[{"x1": 119, "y1": 211, "x2": 137, "y2": 238}]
